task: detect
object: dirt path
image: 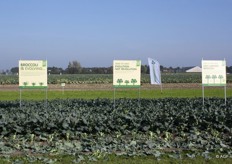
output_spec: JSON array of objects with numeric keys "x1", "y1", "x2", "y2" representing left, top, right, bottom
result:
[{"x1": 1, "y1": 83, "x2": 230, "y2": 91}]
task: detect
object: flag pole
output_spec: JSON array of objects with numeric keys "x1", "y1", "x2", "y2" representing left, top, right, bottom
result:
[{"x1": 160, "y1": 70, "x2": 162, "y2": 94}]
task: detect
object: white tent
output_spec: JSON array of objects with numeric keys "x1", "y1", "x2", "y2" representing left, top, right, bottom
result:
[{"x1": 186, "y1": 66, "x2": 202, "y2": 73}]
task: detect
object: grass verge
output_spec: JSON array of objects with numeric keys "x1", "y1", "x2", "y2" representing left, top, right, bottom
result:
[
  {"x1": 1, "y1": 153, "x2": 232, "y2": 164},
  {"x1": 0, "y1": 88, "x2": 231, "y2": 100}
]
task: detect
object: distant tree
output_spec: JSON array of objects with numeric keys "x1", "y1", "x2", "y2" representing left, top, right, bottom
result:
[
  {"x1": 95, "y1": 67, "x2": 105, "y2": 74},
  {"x1": 175, "y1": 67, "x2": 180, "y2": 73},
  {"x1": 10, "y1": 67, "x2": 19, "y2": 74},
  {"x1": 229, "y1": 66, "x2": 232, "y2": 73},
  {"x1": 5, "y1": 69, "x2": 10, "y2": 75},
  {"x1": 66, "y1": 60, "x2": 82, "y2": 74},
  {"x1": 108, "y1": 66, "x2": 113, "y2": 74},
  {"x1": 160, "y1": 65, "x2": 164, "y2": 72},
  {"x1": 48, "y1": 67, "x2": 64, "y2": 74},
  {"x1": 81, "y1": 68, "x2": 92, "y2": 74},
  {"x1": 141, "y1": 65, "x2": 148, "y2": 74},
  {"x1": 227, "y1": 66, "x2": 232, "y2": 73}
]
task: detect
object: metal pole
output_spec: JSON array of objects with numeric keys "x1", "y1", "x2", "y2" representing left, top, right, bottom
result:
[
  {"x1": 114, "y1": 88, "x2": 116, "y2": 109},
  {"x1": 20, "y1": 89, "x2": 22, "y2": 108},
  {"x1": 202, "y1": 58, "x2": 204, "y2": 107},
  {"x1": 224, "y1": 58, "x2": 226, "y2": 105},
  {"x1": 224, "y1": 85, "x2": 227, "y2": 105},
  {"x1": 138, "y1": 87, "x2": 141, "y2": 108},
  {"x1": 160, "y1": 69, "x2": 163, "y2": 94},
  {"x1": 202, "y1": 85, "x2": 204, "y2": 106},
  {"x1": 45, "y1": 88, "x2": 48, "y2": 108}
]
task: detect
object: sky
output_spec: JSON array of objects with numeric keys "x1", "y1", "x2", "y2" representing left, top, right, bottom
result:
[{"x1": 0, "y1": 0, "x2": 232, "y2": 70}]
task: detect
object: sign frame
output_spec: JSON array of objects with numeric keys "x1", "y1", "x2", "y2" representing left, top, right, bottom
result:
[
  {"x1": 113, "y1": 60, "x2": 141, "y2": 109},
  {"x1": 113, "y1": 60, "x2": 141, "y2": 88},
  {"x1": 202, "y1": 60, "x2": 226, "y2": 86},
  {"x1": 18, "y1": 60, "x2": 48, "y2": 108},
  {"x1": 19, "y1": 60, "x2": 48, "y2": 89},
  {"x1": 201, "y1": 59, "x2": 227, "y2": 105}
]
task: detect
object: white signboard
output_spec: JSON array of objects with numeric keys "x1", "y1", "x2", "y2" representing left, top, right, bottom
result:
[
  {"x1": 113, "y1": 60, "x2": 141, "y2": 88},
  {"x1": 202, "y1": 60, "x2": 226, "y2": 86},
  {"x1": 19, "y1": 60, "x2": 47, "y2": 88}
]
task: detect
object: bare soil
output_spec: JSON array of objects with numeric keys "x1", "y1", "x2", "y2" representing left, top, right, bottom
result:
[{"x1": 1, "y1": 83, "x2": 230, "y2": 91}]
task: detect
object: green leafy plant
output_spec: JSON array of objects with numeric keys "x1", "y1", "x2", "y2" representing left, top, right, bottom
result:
[
  {"x1": 131, "y1": 79, "x2": 137, "y2": 85},
  {"x1": 205, "y1": 75, "x2": 211, "y2": 84},
  {"x1": 23, "y1": 82, "x2": 28, "y2": 86},
  {"x1": 218, "y1": 75, "x2": 224, "y2": 84},
  {"x1": 117, "y1": 79, "x2": 123, "y2": 85},
  {"x1": 212, "y1": 75, "x2": 217, "y2": 83},
  {"x1": 0, "y1": 98, "x2": 232, "y2": 160},
  {"x1": 124, "y1": 80, "x2": 129, "y2": 85}
]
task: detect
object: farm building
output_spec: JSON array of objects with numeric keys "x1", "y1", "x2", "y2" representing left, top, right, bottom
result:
[{"x1": 186, "y1": 66, "x2": 202, "y2": 73}]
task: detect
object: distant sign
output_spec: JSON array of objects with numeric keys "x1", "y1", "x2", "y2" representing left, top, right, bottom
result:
[
  {"x1": 19, "y1": 60, "x2": 47, "y2": 88},
  {"x1": 113, "y1": 60, "x2": 141, "y2": 88},
  {"x1": 202, "y1": 60, "x2": 226, "y2": 86}
]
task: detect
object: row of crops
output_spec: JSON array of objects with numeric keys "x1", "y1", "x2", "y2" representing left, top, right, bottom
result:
[
  {"x1": 0, "y1": 98, "x2": 232, "y2": 160},
  {"x1": 1, "y1": 73, "x2": 232, "y2": 84}
]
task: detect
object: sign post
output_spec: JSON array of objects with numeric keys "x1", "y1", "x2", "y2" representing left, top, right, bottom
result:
[
  {"x1": 113, "y1": 60, "x2": 141, "y2": 108},
  {"x1": 19, "y1": 60, "x2": 48, "y2": 107},
  {"x1": 202, "y1": 59, "x2": 227, "y2": 105}
]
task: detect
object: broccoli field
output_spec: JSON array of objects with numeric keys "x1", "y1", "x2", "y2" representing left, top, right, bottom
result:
[
  {"x1": 0, "y1": 98, "x2": 232, "y2": 163},
  {"x1": 0, "y1": 73, "x2": 232, "y2": 163},
  {"x1": 1, "y1": 73, "x2": 232, "y2": 84}
]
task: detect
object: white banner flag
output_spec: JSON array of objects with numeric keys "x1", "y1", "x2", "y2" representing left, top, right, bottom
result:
[{"x1": 148, "y1": 58, "x2": 161, "y2": 85}]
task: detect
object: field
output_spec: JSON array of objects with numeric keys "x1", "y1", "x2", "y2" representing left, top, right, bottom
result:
[
  {"x1": 0, "y1": 73, "x2": 232, "y2": 163},
  {"x1": 1, "y1": 73, "x2": 232, "y2": 84}
]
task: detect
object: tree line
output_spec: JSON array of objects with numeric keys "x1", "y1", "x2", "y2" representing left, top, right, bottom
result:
[{"x1": 2, "y1": 60, "x2": 232, "y2": 74}]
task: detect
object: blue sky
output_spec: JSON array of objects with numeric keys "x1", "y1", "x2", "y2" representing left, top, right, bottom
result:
[{"x1": 0, "y1": 0, "x2": 232, "y2": 70}]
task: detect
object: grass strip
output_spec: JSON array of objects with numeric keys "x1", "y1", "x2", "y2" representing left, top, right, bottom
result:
[
  {"x1": 0, "y1": 88, "x2": 231, "y2": 100},
  {"x1": 1, "y1": 153, "x2": 232, "y2": 164}
]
